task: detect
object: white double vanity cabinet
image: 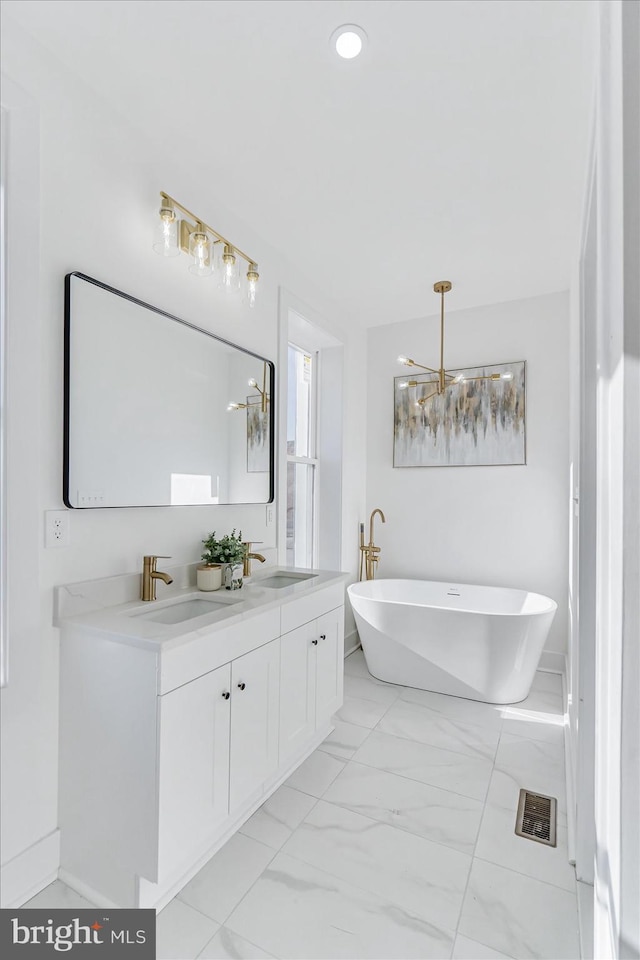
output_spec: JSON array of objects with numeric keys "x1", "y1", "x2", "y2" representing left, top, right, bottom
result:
[{"x1": 55, "y1": 565, "x2": 346, "y2": 910}]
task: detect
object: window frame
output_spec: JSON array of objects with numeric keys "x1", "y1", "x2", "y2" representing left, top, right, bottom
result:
[
  {"x1": 286, "y1": 341, "x2": 320, "y2": 569},
  {"x1": 0, "y1": 105, "x2": 7, "y2": 687}
]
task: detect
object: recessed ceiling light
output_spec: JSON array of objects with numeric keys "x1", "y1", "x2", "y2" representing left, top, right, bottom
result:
[{"x1": 330, "y1": 24, "x2": 367, "y2": 60}]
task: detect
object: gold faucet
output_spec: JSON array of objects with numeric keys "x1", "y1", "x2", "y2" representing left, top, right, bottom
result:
[
  {"x1": 360, "y1": 509, "x2": 386, "y2": 580},
  {"x1": 243, "y1": 542, "x2": 266, "y2": 577},
  {"x1": 141, "y1": 555, "x2": 174, "y2": 601}
]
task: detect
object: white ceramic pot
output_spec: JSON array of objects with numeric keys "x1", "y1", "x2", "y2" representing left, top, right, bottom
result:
[
  {"x1": 223, "y1": 563, "x2": 244, "y2": 591},
  {"x1": 196, "y1": 564, "x2": 222, "y2": 591}
]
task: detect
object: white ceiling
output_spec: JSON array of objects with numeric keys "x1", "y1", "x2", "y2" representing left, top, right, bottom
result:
[{"x1": 3, "y1": 0, "x2": 594, "y2": 325}]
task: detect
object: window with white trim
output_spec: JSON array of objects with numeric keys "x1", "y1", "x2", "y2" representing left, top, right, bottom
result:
[{"x1": 286, "y1": 343, "x2": 318, "y2": 567}]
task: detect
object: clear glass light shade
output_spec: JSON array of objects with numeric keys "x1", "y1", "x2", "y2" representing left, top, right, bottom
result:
[
  {"x1": 188, "y1": 231, "x2": 213, "y2": 277},
  {"x1": 244, "y1": 271, "x2": 259, "y2": 308},
  {"x1": 219, "y1": 245, "x2": 240, "y2": 291},
  {"x1": 153, "y1": 215, "x2": 179, "y2": 257}
]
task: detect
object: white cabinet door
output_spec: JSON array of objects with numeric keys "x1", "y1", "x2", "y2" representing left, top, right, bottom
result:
[
  {"x1": 279, "y1": 621, "x2": 316, "y2": 764},
  {"x1": 157, "y1": 663, "x2": 231, "y2": 879},
  {"x1": 229, "y1": 640, "x2": 280, "y2": 811},
  {"x1": 315, "y1": 607, "x2": 344, "y2": 723}
]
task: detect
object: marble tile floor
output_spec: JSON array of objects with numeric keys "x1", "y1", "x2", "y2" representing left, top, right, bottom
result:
[{"x1": 24, "y1": 651, "x2": 579, "y2": 960}]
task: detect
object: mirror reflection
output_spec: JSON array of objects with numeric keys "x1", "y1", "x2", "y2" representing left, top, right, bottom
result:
[{"x1": 64, "y1": 273, "x2": 274, "y2": 508}]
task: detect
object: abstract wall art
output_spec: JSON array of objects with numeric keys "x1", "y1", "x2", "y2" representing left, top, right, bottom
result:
[
  {"x1": 246, "y1": 398, "x2": 270, "y2": 472},
  {"x1": 393, "y1": 361, "x2": 526, "y2": 467}
]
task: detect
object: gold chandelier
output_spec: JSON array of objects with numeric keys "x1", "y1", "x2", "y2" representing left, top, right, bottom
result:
[
  {"x1": 152, "y1": 192, "x2": 260, "y2": 307},
  {"x1": 228, "y1": 361, "x2": 270, "y2": 414},
  {"x1": 398, "y1": 280, "x2": 513, "y2": 404}
]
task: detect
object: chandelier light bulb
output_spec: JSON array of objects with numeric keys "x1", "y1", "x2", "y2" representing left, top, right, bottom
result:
[
  {"x1": 501, "y1": 371, "x2": 514, "y2": 381},
  {"x1": 397, "y1": 356, "x2": 412, "y2": 366},
  {"x1": 398, "y1": 381, "x2": 409, "y2": 390}
]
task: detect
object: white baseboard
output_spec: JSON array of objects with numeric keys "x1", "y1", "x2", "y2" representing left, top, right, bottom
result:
[
  {"x1": 57, "y1": 870, "x2": 120, "y2": 910},
  {"x1": 535, "y1": 652, "x2": 576, "y2": 866},
  {"x1": 1, "y1": 829, "x2": 60, "y2": 908},
  {"x1": 561, "y1": 656, "x2": 577, "y2": 866},
  {"x1": 538, "y1": 650, "x2": 565, "y2": 673},
  {"x1": 344, "y1": 630, "x2": 360, "y2": 659}
]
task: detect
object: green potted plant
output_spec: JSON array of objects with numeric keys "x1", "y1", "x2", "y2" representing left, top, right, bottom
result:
[{"x1": 200, "y1": 529, "x2": 246, "y2": 590}]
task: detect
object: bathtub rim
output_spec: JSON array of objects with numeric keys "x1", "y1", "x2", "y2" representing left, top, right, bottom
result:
[{"x1": 347, "y1": 577, "x2": 558, "y2": 618}]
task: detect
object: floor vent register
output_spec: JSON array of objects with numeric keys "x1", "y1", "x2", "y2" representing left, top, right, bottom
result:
[{"x1": 515, "y1": 789, "x2": 557, "y2": 847}]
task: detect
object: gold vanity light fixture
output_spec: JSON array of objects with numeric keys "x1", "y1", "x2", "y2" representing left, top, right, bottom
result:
[
  {"x1": 152, "y1": 192, "x2": 260, "y2": 306},
  {"x1": 228, "y1": 361, "x2": 270, "y2": 414},
  {"x1": 398, "y1": 281, "x2": 513, "y2": 405}
]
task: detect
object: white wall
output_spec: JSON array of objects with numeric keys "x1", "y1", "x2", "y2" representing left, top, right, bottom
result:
[
  {"x1": 589, "y1": 3, "x2": 640, "y2": 956},
  {"x1": 366, "y1": 291, "x2": 570, "y2": 656},
  {"x1": 0, "y1": 15, "x2": 366, "y2": 905}
]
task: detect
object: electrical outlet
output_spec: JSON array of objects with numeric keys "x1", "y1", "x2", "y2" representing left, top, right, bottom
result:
[
  {"x1": 45, "y1": 510, "x2": 71, "y2": 548},
  {"x1": 266, "y1": 504, "x2": 275, "y2": 526}
]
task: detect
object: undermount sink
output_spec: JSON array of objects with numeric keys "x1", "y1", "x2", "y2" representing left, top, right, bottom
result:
[
  {"x1": 257, "y1": 573, "x2": 318, "y2": 589},
  {"x1": 134, "y1": 598, "x2": 229, "y2": 625},
  {"x1": 119, "y1": 571, "x2": 319, "y2": 626}
]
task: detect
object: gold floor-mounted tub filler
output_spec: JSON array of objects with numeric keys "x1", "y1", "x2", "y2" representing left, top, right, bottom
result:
[{"x1": 359, "y1": 508, "x2": 386, "y2": 580}]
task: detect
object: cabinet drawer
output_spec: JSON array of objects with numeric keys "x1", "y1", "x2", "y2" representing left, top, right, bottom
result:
[
  {"x1": 159, "y1": 608, "x2": 281, "y2": 693},
  {"x1": 280, "y1": 583, "x2": 345, "y2": 634}
]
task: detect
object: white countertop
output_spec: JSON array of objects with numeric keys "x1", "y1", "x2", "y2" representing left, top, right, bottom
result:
[{"x1": 54, "y1": 564, "x2": 348, "y2": 651}]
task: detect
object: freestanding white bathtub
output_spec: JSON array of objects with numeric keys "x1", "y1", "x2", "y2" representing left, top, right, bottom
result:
[{"x1": 347, "y1": 579, "x2": 557, "y2": 704}]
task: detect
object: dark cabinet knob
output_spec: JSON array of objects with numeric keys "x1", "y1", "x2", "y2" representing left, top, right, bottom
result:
[
  {"x1": 221, "y1": 691, "x2": 230, "y2": 700},
  {"x1": 320, "y1": 634, "x2": 326, "y2": 640},
  {"x1": 311, "y1": 638, "x2": 318, "y2": 645},
  {"x1": 237, "y1": 682, "x2": 246, "y2": 691}
]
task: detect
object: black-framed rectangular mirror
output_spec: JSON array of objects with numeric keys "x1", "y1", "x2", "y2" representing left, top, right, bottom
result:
[{"x1": 64, "y1": 273, "x2": 274, "y2": 508}]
